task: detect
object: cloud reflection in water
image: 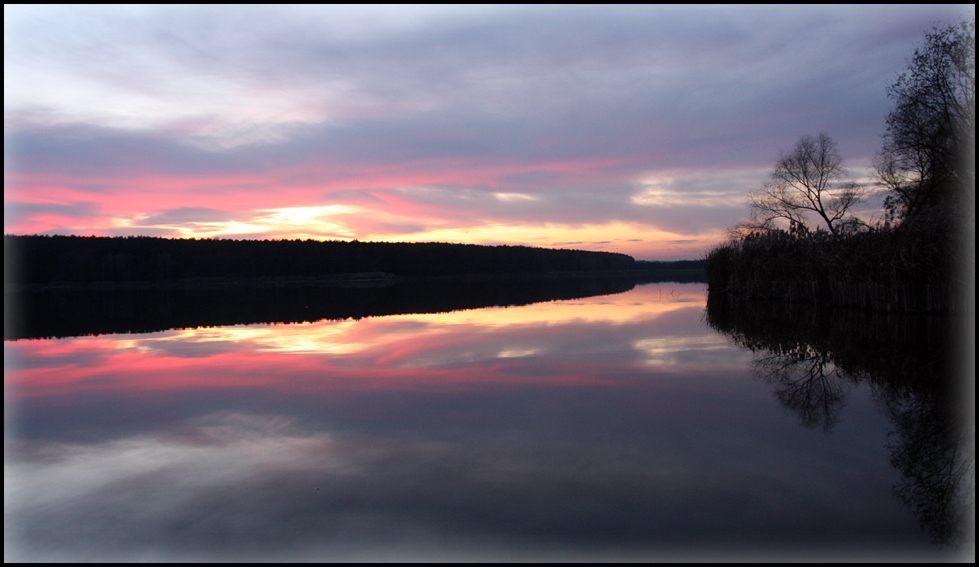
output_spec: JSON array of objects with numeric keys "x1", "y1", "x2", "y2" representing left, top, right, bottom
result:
[{"x1": 4, "y1": 283, "x2": 948, "y2": 561}]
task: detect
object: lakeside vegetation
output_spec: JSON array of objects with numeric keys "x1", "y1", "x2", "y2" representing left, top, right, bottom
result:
[
  {"x1": 706, "y1": 19, "x2": 974, "y2": 314},
  {"x1": 704, "y1": 221, "x2": 959, "y2": 312}
]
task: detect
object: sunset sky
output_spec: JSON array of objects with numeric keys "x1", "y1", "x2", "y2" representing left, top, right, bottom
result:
[{"x1": 4, "y1": 5, "x2": 974, "y2": 260}]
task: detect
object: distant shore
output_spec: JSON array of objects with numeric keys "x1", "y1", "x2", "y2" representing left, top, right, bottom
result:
[
  {"x1": 4, "y1": 269, "x2": 706, "y2": 341},
  {"x1": 4, "y1": 234, "x2": 705, "y2": 290},
  {"x1": 5, "y1": 268, "x2": 708, "y2": 293}
]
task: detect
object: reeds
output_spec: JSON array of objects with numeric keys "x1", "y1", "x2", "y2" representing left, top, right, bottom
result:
[{"x1": 704, "y1": 220, "x2": 960, "y2": 314}]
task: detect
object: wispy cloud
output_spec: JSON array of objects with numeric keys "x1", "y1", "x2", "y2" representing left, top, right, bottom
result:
[{"x1": 5, "y1": 4, "x2": 973, "y2": 258}]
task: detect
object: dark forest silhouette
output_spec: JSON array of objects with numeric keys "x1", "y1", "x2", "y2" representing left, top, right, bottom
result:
[
  {"x1": 3, "y1": 234, "x2": 704, "y2": 339},
  {"x1": 4, "y1": 234, "x2": 704, "y2": 289},
  {"x1": 4, "y1": 272, "x2": 700, "y2": 341}
]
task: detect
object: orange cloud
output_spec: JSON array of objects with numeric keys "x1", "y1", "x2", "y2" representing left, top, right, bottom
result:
[{"x1": 5, "y1": 153, "x2": 722, "y2": 259}]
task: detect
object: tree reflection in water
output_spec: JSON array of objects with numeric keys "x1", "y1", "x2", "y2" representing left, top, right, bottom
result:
[
  {"x1": 753, "y1": 343, "x2": 854, "y2": 433},
  {"x1": 878, "y1": 378, "x2": 974, "y2": 550},
  {"x1": 705, "y1": 292, "x2": 973, "y2": 547}
]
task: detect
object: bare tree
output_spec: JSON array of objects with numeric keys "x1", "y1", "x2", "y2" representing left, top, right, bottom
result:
[
  {"x1": 747, "y1": 132, "x2": 866, "y2": 236},
  {"x1": 875, "y1": 18, "x2": 975, "y2": 225}
]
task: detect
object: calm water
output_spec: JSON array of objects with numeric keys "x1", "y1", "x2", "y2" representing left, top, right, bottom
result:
[{"x1": 4, "y1": 282, "x2": 972, "y2": 561}]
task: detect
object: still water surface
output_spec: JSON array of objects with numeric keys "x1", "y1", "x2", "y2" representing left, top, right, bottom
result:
[{"x1": 4, "y1": 282, "x2": 971, "y2": 561}]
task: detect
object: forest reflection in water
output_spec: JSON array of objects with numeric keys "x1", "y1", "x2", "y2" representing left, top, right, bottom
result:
[
  {"x1": 705, "y1": 292, "x2": 974, "y2": 549},
  {"x1": 5, "y1": 272, "x2": 700, "y2": 341},
  {"x1": 3, "y1": 280, "x2": 973, "y2": 561}
]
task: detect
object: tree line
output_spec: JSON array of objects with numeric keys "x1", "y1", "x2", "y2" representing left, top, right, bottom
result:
[
  {"x1": 707, "y1": 18, "x2": 974, "y2": 313},
  {"x1": 5, "y1": 235, "x2": 656, "y2": 287}
]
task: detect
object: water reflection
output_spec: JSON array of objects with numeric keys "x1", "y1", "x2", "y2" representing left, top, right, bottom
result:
[
  {"x1": 754, "y1": 345, "x2": 853, "y2": 433},
  {"x1": 4, "y1": 284, "x2": 969, "y2": 561},
  {"x1": 5, "y1": 273, "x2": 683, "y2": 341},
  {"x1": 704, "y1": 292, "x2": 973, "y2": 548}
]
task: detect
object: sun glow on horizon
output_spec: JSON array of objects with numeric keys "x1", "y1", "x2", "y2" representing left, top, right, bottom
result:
[
  {"x1": 7, "y1": 204, "x2": 722, "y2": 259},
  {"x1": 358, "y1": 220, "x2": 721, "y2": 260}
]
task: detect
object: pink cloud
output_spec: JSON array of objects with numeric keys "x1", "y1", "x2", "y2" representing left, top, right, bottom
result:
[{"x1": 6, "y1": 151, "x2": 715, "y2": 260}]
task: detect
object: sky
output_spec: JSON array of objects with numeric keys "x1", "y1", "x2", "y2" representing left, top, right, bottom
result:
[{"x1": 4, "y1": 5, "x2": 975, "y2": 260}]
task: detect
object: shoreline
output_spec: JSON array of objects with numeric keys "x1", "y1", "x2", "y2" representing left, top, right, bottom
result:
[{"x1": 5, "y1": 268, "x2": 705, "y2": 293}]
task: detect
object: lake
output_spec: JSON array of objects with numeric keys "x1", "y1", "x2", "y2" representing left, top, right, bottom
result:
[{"x1": 3, "y1": 281, "x2": 972, "y2": 561}]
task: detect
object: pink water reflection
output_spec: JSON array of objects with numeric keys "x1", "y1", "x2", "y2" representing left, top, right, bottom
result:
[
  {"x1": 5, "y1": 283, "x2": 943, "y2": 562},
  {"x1": 6, "y1": 283, "x2": 735, "y2": 400}
]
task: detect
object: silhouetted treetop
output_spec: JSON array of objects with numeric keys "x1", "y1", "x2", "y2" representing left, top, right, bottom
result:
[
  {"x1": 4, "y1": 235, "x2": 646, "y2": 287},
  {"x1": 747, "y1": 132, "x2": 867, "y2": 236},
  {"x1": 876, "y1": 18, "x2": 975, "y2": 226}
]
